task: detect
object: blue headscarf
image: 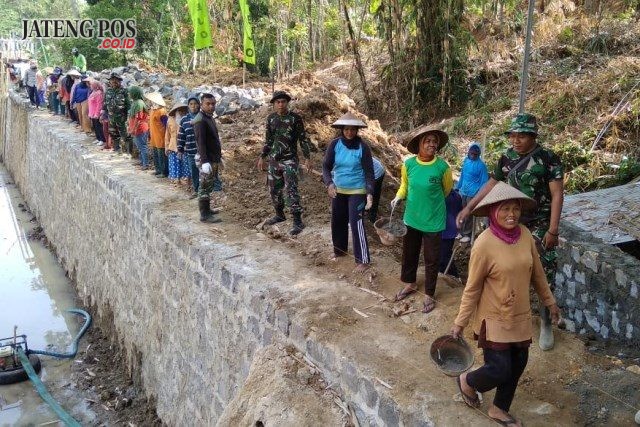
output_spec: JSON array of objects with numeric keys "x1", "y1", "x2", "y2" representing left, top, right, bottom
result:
[{"x1": 456, "y1": 142, "x2": 489, "y2": 197}]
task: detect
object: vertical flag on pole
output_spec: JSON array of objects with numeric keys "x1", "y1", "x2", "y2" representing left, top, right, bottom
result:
[
  {"x1": 239, "y1": 0, "x2": 256, "y2": 64},
  {"x1": 187, "y1": 0, "x2": 213, "y2": 50}
]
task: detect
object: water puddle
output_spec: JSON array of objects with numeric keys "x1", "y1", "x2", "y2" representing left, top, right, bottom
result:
[{"x1": 0, "y1": 165, "x2": 96, "y2": 426}]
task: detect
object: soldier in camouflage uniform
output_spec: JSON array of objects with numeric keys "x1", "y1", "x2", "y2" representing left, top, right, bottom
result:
[
  {"x1": 102, "y1": 73, "x2": 132, "y2": 155},
  {"x1": 257, "y1": 91, "x2": 316, "y2": 235},
  {"x1": 456, "y1": 113, "x2": 564, "y2": 351}
]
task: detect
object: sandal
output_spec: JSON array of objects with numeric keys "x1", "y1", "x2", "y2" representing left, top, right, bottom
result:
[
  {"x1": 490, "y1": 415, "x2": 519, "y2": 426},
  {"x1": 422, "y1": 296, "x2": 436, "y2": 313},
  {"x1": 394, "y1": 285, "x2": 417, "y2": 302},
  {"x1": 456, "y1": 375, "x2": 480, "y2": 408}
]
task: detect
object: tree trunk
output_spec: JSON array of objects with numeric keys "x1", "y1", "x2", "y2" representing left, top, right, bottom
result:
[{"x1": 340, "y1": 0, "x2": 373, "y2": 112}]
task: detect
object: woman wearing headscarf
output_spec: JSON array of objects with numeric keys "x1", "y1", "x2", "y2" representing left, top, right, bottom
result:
[
  {"x1": 322, "y1": 112, "x2": 375, "y2": 273},
  {"x1": 88, "y1": 80, "x2": 106, "y2": 146},
  {"x1": 391, "y1": 126, "x2": 453, "y2": 313},
  {"x1": 127, "y1": 86, "x2": 150, "y2": 169},
  {"x1": 455, "y1": 142, "x2": 489, "y2": 242},
  {"x1": 72, "y1": 75, "x2": 91, "y2": 133},
  {"x1": 451, "y1": 182, "x2": 560, "y2": 427},
  {"x1": 165, "y1": 100, "x2": 189, "y2": 185},
  {"x1": 145, "y1": 92, "x2": 168, "y2": 178}
]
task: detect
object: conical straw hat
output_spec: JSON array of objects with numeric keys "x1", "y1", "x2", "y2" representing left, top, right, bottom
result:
[
  {"x1": 168, "y1": 101, "x2": 188, "y2": 116},
  {"x1": 331, "y1": 112, "x2": 367, "y2": 129},
  {"x1": 471, "y1": 182, "x2": 537, "y2": 217},
  {"x1": 144, "y1": 91, "x2": 166, "y2": 107},
  {"x1": 405, "y1": 125, "x2": 448, "y2": 154}
]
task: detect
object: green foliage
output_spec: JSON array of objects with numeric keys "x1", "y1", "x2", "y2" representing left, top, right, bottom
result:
[
  {"x1": 557, "y1": 27, "x2": 574, "y2": 45},
  {"x1": 615, "y1": 156, "x2": 640, "y2": 183},
  {"x1": 553, "y1": 139, "x2": 593, "y2": 171}
]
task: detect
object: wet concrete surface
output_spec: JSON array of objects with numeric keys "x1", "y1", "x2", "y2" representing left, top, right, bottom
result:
[{"x1": 0, "y1": 164, "x2": 96, "y2": 426}]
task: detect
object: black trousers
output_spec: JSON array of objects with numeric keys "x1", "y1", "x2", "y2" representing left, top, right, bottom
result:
[
  {"x1": 27, "y1": 85, "x2": 38, "y2": 106},
  {"x1": 438, "y1": 238, "x2": 459, "y2": 277},
  {"x1": 368, "y1": 173, "x2": 385, "y2": 222},
  {"x1": 91, "y1": 118, "x2": 105, "y2": 142},
  {"x1": 400, "y1": 225, "x2": 441, "y2": 296},
  {"x1": 466, "y1": 347, "x2": 529, "y2": 412},
  {"x1": 331, "y1": 193, "x2": 370, "y2": 264}
]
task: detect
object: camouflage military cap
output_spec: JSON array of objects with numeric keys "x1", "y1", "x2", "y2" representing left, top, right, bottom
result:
[
  {"x1": 270, "y1": 90, "x2": 292, "y2": 103},
  {"x1": 505, "y1": 113, "x2": 538, "y2": 135}
]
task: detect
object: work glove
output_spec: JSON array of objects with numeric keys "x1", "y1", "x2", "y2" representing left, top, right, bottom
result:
[
  {"x1": 390, "y1": 197, "x2": 402, "y2": 210},
  {"x1": 365, "y1": 194, "x2": 373, "y2": 210},
  {"x1": 201, "y1": 162, "x2": 212, "y2": 174}
]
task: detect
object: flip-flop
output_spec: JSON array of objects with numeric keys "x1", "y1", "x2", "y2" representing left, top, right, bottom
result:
[
  {"x1": 421, "y1": 297, "x2": 436, "y2": 314},
  {"x1": 394, "y1": 286, "x2": 417, "y2": 302},
  {"x1": 456, "y1": 375, "x2": 480, "y2": 408},
  {"x1": 490, "y1": 415, "x2": 519, "y2": 426}
]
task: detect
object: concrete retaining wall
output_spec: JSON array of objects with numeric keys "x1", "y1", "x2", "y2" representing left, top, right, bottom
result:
[
  {"x1": 555, "y1": 222, "x2": 639, "y2": 342},
  {"x1": 1, "y1": 92, "x2": 471, "y2": 426}
]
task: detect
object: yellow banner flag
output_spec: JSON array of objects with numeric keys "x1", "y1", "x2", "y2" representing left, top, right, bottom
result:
[
  {"x1": 187, "y1": 0, "x2": 213, "y2": 50},
  {"x1": 239, "y1": 0, "x2": 256, "y2": 65}
]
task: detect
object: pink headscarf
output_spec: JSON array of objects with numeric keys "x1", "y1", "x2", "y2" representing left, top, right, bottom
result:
[{"x1": 488, "y1": 201, "x2": 522, "y2": 244}]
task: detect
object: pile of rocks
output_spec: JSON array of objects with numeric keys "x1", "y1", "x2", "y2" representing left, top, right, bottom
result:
[{"x1": 89, "y1": 64, "x2": 266, "y2": 117}]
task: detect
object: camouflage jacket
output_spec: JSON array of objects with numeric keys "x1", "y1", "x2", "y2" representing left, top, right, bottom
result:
[
  {"x1": 102, "y1": 86, "x2": 130, "y2": 118},
  {"x1": 261, "y1": 111, "x2": 315, "y2": 161},
  {"x1": 493, "y1": 144, "x2": 564, "y2": 225}
]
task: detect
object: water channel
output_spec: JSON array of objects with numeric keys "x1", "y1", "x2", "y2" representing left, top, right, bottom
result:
[{"x1": 0, "y1": 164, "x2": 97, "y2": 426}]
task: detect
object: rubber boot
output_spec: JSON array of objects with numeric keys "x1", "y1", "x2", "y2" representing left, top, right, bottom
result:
[
  {"x1": 539, "y1": 305, "x2": 554, "y2": 351},
  {"x1": 264, "y1": 206, "x2": 286, "y2": 226},
  {"x1": 199, "y1": 199, "x2": 221, "y2": 223},
  {"x1": 290, "y1": 212, "x2": 305, "y2": 235}
]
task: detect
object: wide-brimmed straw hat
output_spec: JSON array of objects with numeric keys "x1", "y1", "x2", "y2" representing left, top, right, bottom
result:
[
  {"x1": 144, "y1": 92, "x2": 166, "y2": 107},
  {"x1": 168, "y1": 101, "x2": 188, "y2": 116},
  {"x1": 66, "y1": 69, "x2": 82, "y2": 78},
  {"x1": 331, "y1": 112, "x2": 367, "y2": 129},
  {"x1": 405, "y1": 125, "x2": 448, "y2": 154},
  {"x1": 43, "y1": 66, "x2": 54, "y2": 75},
  {"x1": 471, "y1": 182, "x2": 537, "y2": 217}
]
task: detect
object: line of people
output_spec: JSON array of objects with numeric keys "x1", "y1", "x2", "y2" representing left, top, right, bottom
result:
[{"x1": 251, "y1": 92, "x2": 565, "y2": 426}]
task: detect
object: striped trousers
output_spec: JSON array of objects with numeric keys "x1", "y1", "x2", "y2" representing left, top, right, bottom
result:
[{"x1": 331, "y1": 193, "x2": 370, "y2": 265}]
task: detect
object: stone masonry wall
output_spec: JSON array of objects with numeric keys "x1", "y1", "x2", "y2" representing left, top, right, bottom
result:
[
  {"x1": 2, "y1": 92, "x2": 483, "y2": 426},
  {"x1": 555, "y1": 222, "x2": 639, "y2": 343}
]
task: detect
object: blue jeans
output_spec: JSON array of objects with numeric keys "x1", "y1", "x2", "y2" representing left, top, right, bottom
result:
[
  {"x1": 186, "y1": 154, "x2": 199, "y2": 192},
  {"x1": 134, "y1": 132, "x2": 149, "y2": 167}
]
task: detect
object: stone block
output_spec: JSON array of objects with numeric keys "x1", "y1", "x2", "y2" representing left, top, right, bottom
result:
[
  {"x1": 584, "y1": 310, "x2": 600, "y2": 332},
  {"x1": 343, "y1": 362, "x2": 359, "y2": 393},
  {"x1": 564, "y1": 318, "x2": 576, "y2": 333},
  {"x1": 261, "y1": 327, "x2": 274, "y2": 345},
  {"x1": 580, "y1": 293, "x2": 589, "y2": 305},
  {"x1": 360, "y1": 378, "x2": 379, "y2": 409},
  {"x1": 581, "y1": 251, "x2": 599, "y2": 273},
  {"x1": 567, "y1": 280, "x2": 576, "y2": 297},
  {"x1": 611, "y1": 311, "x2": 620, "y2": 334},
  {"x1": 600, "y1": 325, "x2": 610, "y2": 339},
  {"x1": 571, "y1": 246, "x2": 581, "y2": 263},
  {"x1": 275, "y1": 309, "x2": 290, "y2": 336},
  {"x1": 631, "y1": 283, "x2": 638, "y2": 299},
  {"x1": 289, "y1": 321, "x2": 306, "y2": 347},
  {"x1": 615, "y1": 269, "x2": 628, "y2": 289},
  {"x1": 626, "y1": 324, "x2": 634, "y2": 340},
  {"x1": 377, "y1": 394, "x2": 400, "y2": 426},
  {"x1": 574, "y1": 270, "x2": 586, "y2": 285},
  {"x1": 555, "y1": 272, "x2": 565, "y2": 287},
  {"x1": 562, "y1": 263, "x2": 573, "y2": 279}
]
